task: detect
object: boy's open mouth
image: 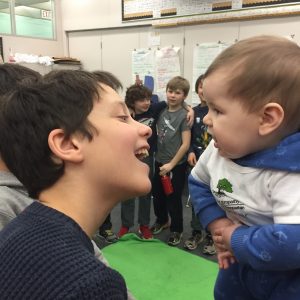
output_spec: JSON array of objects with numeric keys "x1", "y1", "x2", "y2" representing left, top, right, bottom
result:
[{"x1": 135, "y1": 148, "x2": 149, "y2": 160}]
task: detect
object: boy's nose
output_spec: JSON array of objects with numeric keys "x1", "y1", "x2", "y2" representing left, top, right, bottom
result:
[{"x1": 139, "y1": 122, "x2": 152, "y2": 138}]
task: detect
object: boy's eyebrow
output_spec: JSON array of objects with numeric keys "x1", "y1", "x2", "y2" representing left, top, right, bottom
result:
[{"x1": 115, "y1": 101, "x2": 129, "y2": 113}]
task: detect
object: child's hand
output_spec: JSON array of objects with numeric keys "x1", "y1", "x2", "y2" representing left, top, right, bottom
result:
[
  {"x1": 208, "y1": 217, "x2": 234, "y2": 235},
  {"x1": 213, "y1": 223, "x2": 241, "y2": 269},
  {"x1": 186, "y1": 108, "x2": 194, "y2": 127},
  {"x1": 159, "y1": 163, "x2": 173, "y2": 176},
  {"x1": 217, "y1": 250, "x2": 236, "y2": 269},
  {"x1": 214, "y1": 223, "x2": 241, "y2": 250},
  {"x1": 187, "y1": 152, "x2": 197, "y2": 167},
  {"x1": 213, "y1": 231, "x2": 236, "y2": 269}
]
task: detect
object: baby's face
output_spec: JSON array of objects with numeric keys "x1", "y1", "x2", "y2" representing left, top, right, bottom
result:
[{"x1": 202, "y1": 70, "x2": 262, "y2": 159}]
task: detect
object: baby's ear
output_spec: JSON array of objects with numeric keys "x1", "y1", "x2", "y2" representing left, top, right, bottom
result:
[
  {"x1": 48, "y1": 129, "x2": 84, "y2": 163},
  {"x1": 258, "y1": 103, "x2": 284, "y2": 136}
]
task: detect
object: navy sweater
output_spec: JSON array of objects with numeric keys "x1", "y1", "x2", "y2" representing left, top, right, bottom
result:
[{"x1": 0, "y1": 202, "x2": 127, "y2": 299}]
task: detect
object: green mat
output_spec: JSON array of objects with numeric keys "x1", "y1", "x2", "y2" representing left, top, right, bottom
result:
[{"x1": 102, "y1": 234, "x2": 218, "y2": 300}]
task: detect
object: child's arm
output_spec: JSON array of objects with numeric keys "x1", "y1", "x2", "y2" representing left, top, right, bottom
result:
[
  {"x1": 189, "y1": 173, "x2": 226, "y2": 229},
  {"x1": 159, "y1": 130, "x2": 191, "y2": 175},
  {"x1": 213, "y1": 222, "x2": 300, "y2": 271},
  {"x1": 222, "y1": 224, "x2": 300, "y2": 271},
  {"x1": 182, "y1": 102, "x2": 194, "y2": 127}
]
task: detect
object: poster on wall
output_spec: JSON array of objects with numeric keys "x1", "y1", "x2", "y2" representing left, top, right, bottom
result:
[
  {"x1": 155, "y1": 46, "x2": 181, "y2": 101},
  {"x1": 131, "y1": 46, "x2": 181, "y2": 102},
  {"x1": 132, "y1": 48, "x2": 155, "y2": 85},
  {"x1": 192, "y1": 43, "x2": 230, "y2": 104}
]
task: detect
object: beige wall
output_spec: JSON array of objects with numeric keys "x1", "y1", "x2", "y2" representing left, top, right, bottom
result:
[{"x1": 61, "y1": 0, "x2": 151, "y2": 31}]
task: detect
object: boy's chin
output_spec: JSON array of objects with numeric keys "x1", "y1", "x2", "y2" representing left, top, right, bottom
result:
[{"x1": 128, "y1": 181, "x2": 152, "y2": 198}]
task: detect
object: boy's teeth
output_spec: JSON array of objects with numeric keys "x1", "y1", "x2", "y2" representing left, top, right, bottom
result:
[{"x1": 136, "y1": 149, "x2": 149, "y2": 159}]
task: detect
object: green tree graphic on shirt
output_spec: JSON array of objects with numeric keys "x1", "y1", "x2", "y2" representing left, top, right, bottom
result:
[{"x1": 216, "y1": 178, "x2": 233, "y2": 195}]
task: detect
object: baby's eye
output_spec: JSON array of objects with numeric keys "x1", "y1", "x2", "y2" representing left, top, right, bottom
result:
[{"x1": 213, "y1": 108, "x2": 221, "y2": 115}]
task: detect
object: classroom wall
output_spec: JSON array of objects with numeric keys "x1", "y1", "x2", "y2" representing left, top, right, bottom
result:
[
  {"x1": 62, "y1": 0, "x2": 300, "y2": 101},
  {"x1": 1, "y1": 1, "x2": 64, "y2": 62},
  {"x1": 60, "y1": 0, "x2": 152, "y2": 31}
]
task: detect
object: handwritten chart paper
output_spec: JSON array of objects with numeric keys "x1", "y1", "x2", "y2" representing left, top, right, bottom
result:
[
  {"x1": 155, "y1": 46, "x2": 181, "y2": 101},
  {"x1": 192, "y1": 43, "x2": 229, "y2": 104}
]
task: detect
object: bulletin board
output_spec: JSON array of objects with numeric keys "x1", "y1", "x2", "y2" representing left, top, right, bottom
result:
[{"x1": 122, "y1": 0, "x2": 300, "y2": 26}]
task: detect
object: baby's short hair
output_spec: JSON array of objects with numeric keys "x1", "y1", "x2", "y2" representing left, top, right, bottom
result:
[{"x1": 205, "y1": 35, "x2": 300, "y2": 130}]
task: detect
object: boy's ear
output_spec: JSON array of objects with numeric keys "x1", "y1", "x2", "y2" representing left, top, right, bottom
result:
[
  {"x1": 48, "y1": 129, "x2": 84, "y2": 163},
  {"x1": 258, "y1": 103, "x2": 284, "y2": 136}
]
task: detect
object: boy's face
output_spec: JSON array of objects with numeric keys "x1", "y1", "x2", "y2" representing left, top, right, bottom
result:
[
  {"x1": 134, "y1": 98, "x2": 151, "y2": 114},
  {"x1": 82, "y1": 84, "x2": 152, "y2": 200},
  {"x1": 166, "y1": 88, "x2": 186, "y2": 110},
  {"x1": 203, "y1": 69, "x2": 262, "y2": 159}
]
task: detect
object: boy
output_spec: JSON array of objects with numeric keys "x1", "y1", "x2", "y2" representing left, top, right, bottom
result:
[
  {"x1": 0, "y1": 70, "x2": 152, "y2": 299},
  {"x1": 119, "y1": 84, "x2": 194, "y2": 239},
  {"x1": 151, "y1": 76, "x2": 191, "y2": 246},
  {"x1": 189, "y1": 35, "x2": 300, "y2": 299},
  {"x1": 0, "y1": 64, "x2": 41, "y2": 230},
  {"x1": 183, "y1": 74, "x2": 215, "y2": 255}
]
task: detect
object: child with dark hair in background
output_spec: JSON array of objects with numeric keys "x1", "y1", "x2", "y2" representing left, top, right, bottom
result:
[
  {"x1": 184, "y1": 74, "x2": 215, "y2": 255},
  {"x1": 151, "y1": 76, "x2": 191, "y2": 246},
  {"x1": 0, "y1": 69, "x2": 151, "y2": 299},
  {"x1": 0, "y1": 64, "x2": 41, "y2": 230},
  {"x1": 189, "y1": 35, "x2": 300, "y2": 299},
  {"x1": 119, "y1": 83, "x2": 194, "y2": 239}
]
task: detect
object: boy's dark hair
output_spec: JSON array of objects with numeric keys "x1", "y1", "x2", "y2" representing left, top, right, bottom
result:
[
  {"x1": 0, "y1": 64, "x2": 42, "y2": 163},
  {"x1": 93, "y1": 70, "x2": 123, "y2": 92},
  {"x1": 0, "y1": 63, "x2": 41, "y2": 96},
  {"x1": 125, "y1": 84, "x2": 152, "y2": 110},
  {"x1": 0, "y1": 70, "x2": 116, "y2": 198},
  {"x1": 195, "y1": 74, "x2": 204, "y2": 93},
  {"x1": 166, "y1": 76, "x2": 190, "y2": 97}
]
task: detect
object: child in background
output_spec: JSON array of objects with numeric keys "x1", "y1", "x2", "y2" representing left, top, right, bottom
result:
[
  {"x1": 189, "y1": 35, "x2": 300, "y2": 299},
  {"x1": 0, "y1": 64, "x2": 41, "y2": 230},
  {"x1": 151, "y1": 76, "x2": 191, "y2": 246},
  {"x1": 183, "y1": 74, "x2": 215, "y2": 255},
  {"x1": 119, "y1": 84, "x2": 194, "y2": 239},
  {"x1": 0, "y1": 70, "x2": 151, "y2": 299}
]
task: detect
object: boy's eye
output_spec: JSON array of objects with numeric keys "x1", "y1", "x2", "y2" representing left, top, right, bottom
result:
[{"x1": 118, "y1": 116, "x2": 129, "y2": 122}]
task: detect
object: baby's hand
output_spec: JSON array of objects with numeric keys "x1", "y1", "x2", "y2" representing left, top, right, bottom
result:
[
  {"x1": 213, "y1": 223, "x2": 241, "y2": 269},
  {"x1": 217, "y1": 250, "x2": 236, "y2": 269}
]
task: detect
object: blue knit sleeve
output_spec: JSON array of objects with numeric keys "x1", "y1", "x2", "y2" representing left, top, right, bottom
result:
[
  {"x1": 231, "y1": 224, "x2": 300, "y2": 271},
  {"x1": 188, "y1": 173, "x2": 226, "y2": 229}
]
